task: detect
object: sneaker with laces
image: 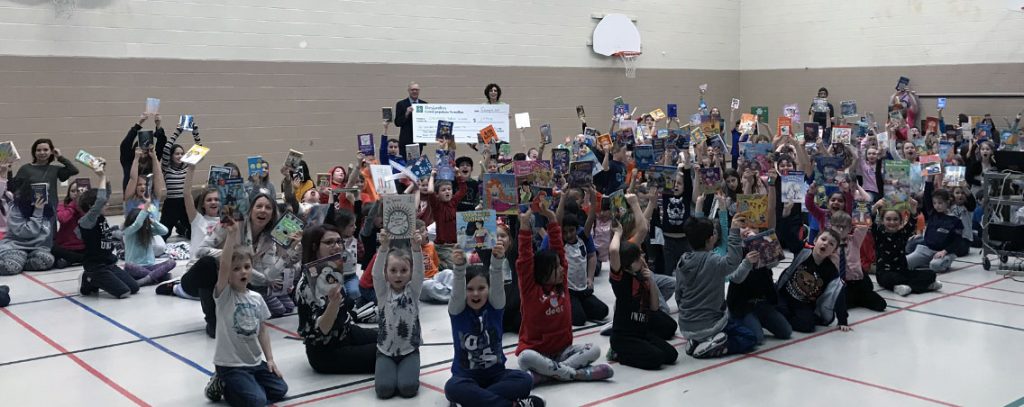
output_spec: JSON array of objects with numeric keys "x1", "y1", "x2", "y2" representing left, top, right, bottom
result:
[
  {"x1": 927, "y1": 281, "x2": 943, "y2": 292},
  {"x1": 574, "y1": 363, "x2": 614, "y2": 381},
  {"x1": 80, "y1": 273, "x2": 98, "y2": 296},
  {"x1": 692, "y1": 332, "x2": 728, "y2": 359},
  {"x1": 893, "y1": 285, "x2": 912, "y2": 297},
  {"x1": 516, "y1": 395, "x2": 546, "y2": 407},
  {"x1": 204, "y1": 373, "x2": 224, "y2": 401}
]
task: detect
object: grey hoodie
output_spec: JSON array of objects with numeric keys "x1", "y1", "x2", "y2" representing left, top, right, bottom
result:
[{"x1": 674, "y1": 228, "x2": 746, "y2": 341}]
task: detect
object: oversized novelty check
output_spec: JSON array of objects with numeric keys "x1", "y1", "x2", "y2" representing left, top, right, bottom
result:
[{"x1": 412, "y1": 104, "x2": 510, "y2": 143}]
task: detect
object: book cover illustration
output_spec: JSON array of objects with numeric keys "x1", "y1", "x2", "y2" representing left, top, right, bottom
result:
[
  {"x1": 576, "y1": 105, "x2": 586, "y2": 120},
  {"x1": 551, "y1": 148, "x2": 570, "y2": 174},
  {"x1": 883, "y1": 160, "x2": 912, "y2": 211},
  {"x1": 247, "y1": 156, "x2": 266, "y2": 179},
  {"x1": 514, "y1": 160, "x2": 553, "y2": 189},
  {"x1": 937, "y1": 97, "x2": 947, "y2": 110},
  {"x1": 937, "y1": 141, "x2": 954, "y2": 163},
  {"x1": 618, "y1": 120, "x2": 638, "y2": 145},
  {"x1": 607, "y1": 190, "x2": 633, "y2": 224},
  {"x1": 919, "y1": 154, "x2": 942, "y2": 176},
  {"x1": 741, "y1": 143, "x2": 774, "y2": 175},
  {"x1": 840, "y1": 100, "x2": 857, "y2": 117},
  {"x1": 597, "y1": 134, "x2": 613, "y2": 151},
  {"x1": 813, "y1": 184, "x2": 840, "y2": 209},
  {"x1": 708, "y1": 134, "x2": 725, "y2": 151},
  {"x1": 690, "y1": 126, "x2": 707, "y2": 146},
  {"x1": 896, "y1": 76, "x2": 910, "y2": 91},
  {"x1": 137, "y1": 130, "x2": 154, "y2": 150},
  {"x1": 180, "y1": 144, "x2": 209, "y2": 166},
  {"x1": 302, "y1": 252, "x2": 344, "y2": 301},
  {"x1": 479, "y1": 125, "x2": 499, "y2": 145},
  {"x1": 667, "y1": 104, "x2": 678, "y2": 118},
  {"x1": 944, "y1": 166, "x2": 966, "y2": 187},
  {"x1": 400, "y1": 155, "x2": 428, "y2": 181},
  {"x1": 145, "y1": 98, "x2": 160, "y2": 114},
  {"x1": 457, "y1": 210, "x2": 498, "y2": 252},
  {"x1": 284, "y1": 149, "x2": 303, "y2": 170},
  {"x1": 568, "y1": 161, "x2": 594, "y2": 188},
  {"x1": 481, "y1": 173, "x2": 518, "y2": 215},
  {"x1": 382, "y1": 194, "x2": 416, "y2": 240},
  {"x1": 742, "y1": 229, "x2": 785, "y2": 267},
  {"x1": 74, "y1": 178, "x2": 92, "y2": 191},
  {"x1": 305, "y1": 204, "x2": 330, "y2": 227},
  {"x1": 751, "y1": 106, "x2": 769, "y2": 124},
  {"x1": 652, "y1": 137, "x2": 666, "y2": 159},
  {"x1": 700, "y1": 117, "x2": 721, "y2": 137},
  {"x1": 0, "y1": 141, "x2": 18, "y2": 164},
  {"x1": 649, "y1": 108, "x2": 667, "y2": 121},
  {"x1": 811, "y1": 98, "x2": 829, "y2": 113},
  {"x1": 782, "y1": 103, "x2": 800, "y2": 124},
  {"x1": 436, "y1": 120, "x2": 455, "y2": 142},
  {"x1": 540, "y1": 124, "x2": 552, "y2": 145},
  {"x1": 31, "y1": 183, "x2": 48, "y2": 205},
  {"x1": 436, "y1": 149, "x2": 456, "y2": 181},
  {"x1": 613, "y1": 103, "x2": 629, "y2": 117},
  {"x1": 731, "y1": 98, "x2": 741, "y2": 110},
  {"x1": 178, "y1": 115, "x2": 195, "y2": 132},
  {"x1": 910, "y1": 163, "x2": 924, "y2": 195},
  {"x1": 689, "y1": 113, "x2": 703, "y2": 127},
  {"x1": 382, "y1": 107, "x2": 393, "y2": 122},
  {"x1": 852, "y1": 201, "x2": 872, "y2": 226},
  {"x1": 803, "y1": 122, "x2": 820, "y2": 143},
  {"x1": 75, "y1": 150, "x2": 105, "y2": 171},
  {"x1": 831, "y1": 125, "x2": 853, "y2": 145},
  {"x1": 924, "y1": 116, "x2": 941, "y2": 135},
  {"x1": 315, "y1": 173, "x2": 330, "y2": 189},
  {"x1": 358, "y1": 133, "x2": 375, "y2": 156},
  {"x1": 737, "y1": 194, "x2": 769, "y2": 228},
  {"x1": 777, "y1": 116, "x2": 793, "y2": 137},
  {"x1": 647, "y1": 165, "x2": 677, "y2": 192},
  {"x1": 271, "y1": 212, "x2": 304, "y2": 247},
  {"x1": 208, "y1": 165, "x2": 232, "y2": 187},
  {"x1": 634, "y1": 145, "x2": 655, "y2": 170},
  {"x1": 814, "y1": 156, "x2": 844, "y2": 185},
  {"x1": 889, "y1": 109, "x2": 904, "y2": 124},
  {"x1": 218, "y1": 178, "x2": 248, "y2": 221},
  {"x1": 735, "y1": 113, "x2": 756, "y2": 134},
  {"x1": 699, "y1": 167, "x2": 722, "y2": 188},
  {"x1": 671, "y1": 129, "x2": 690, "y2": 150},
  {"x1": 781, "y1": 171, "x2": 807, "y2": 204},
  {"x1": 370, "y1": 164, "x2": 398, "y2": 194}
]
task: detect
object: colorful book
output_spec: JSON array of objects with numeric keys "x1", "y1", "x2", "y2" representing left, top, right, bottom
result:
[
  {"x1": 306, "y1": 204, "x2": 330, "y2": 227},
  {"x1": 436, "y1": 120, "x2": 455, "y2": 142},
  {"x1": 944, "y1": 166, "x2": 966, "y2": 187},
  {"x1": 382, "y1": 194, "x2": 416, "y2": 240},
  {"x1": 576, "y1": 105, "x2": 586, "y2": 120},
  {"x1": 457, "y1": 210, "x2": 498, "y2": 252},
  {"x1": 649, "y1": 108, "x2": 667, "y2": 121},
  {"x1": 741, "y1": 143, "x2": 774, "y2": 175},
  {"x1": 409, "y1": 155, "x2": 433, "y2": 180},
  {"x1": 751, "y1": 106, "x2": 769, "y2": 124},
  {"x1": 852, "y1": 202, "x2": 872, "y2": 226},
  {"x1": 607, "y1": 190, "x2": 632, "y2": 224},
  {"x1": 919, "y1": 154, "x2": 942, "y2": 176},
  {"x1": 208, "y1": 165, "x2": 232, "y2": 187},
  {"x1": 481, "y1": 173, "x2": 518, "y2": 215},
  {"x1": 811, "y1": 98, "x2": 829, "y2": 113},
  {"x1": 814, "y1": 156, "x2": 844, "y2": 184},
  {"x1": 382, "y1": 107, "x2": 393, "y2": 122},
  {"x1": 647, "y1": 165, "x2": 677, "y2": 192},
  {"x1": 247, "y1": 156, "x2": 265, "y2": 179},
  {"x1": 0, "y1": 141, "x2": 19, "y2": 164},
  {"x1": 75, "y1": 150, "x2": 105, "y2": 171},
  {"x1": 568, "y1": 161, "x2": 594, "y2": 188},
  {"x1": 896, "y1": 76, "x2": 909, "y2": 91},
  {"x1": 652, "y1": 137, "x2": 666, "y2": 159},
  {"x1": 145, "y1": 98, "x2": 160, "y2": 114},
  {"x1": 831, "y1": 125, "x2": 853, "y2": 145},
  {"x1": 551, "y1": 148, "x2": 570, "y2": 174},
  {"x1": 538, "y1": 123, "x2": 552, "y2": 145},
  {"x1": 74, "y1": 178, "x2": 92, "y2": 191},
  {"x1": 301, "y1": 253, "x2": 344, "y2": 300},
  {"x1": 671, "y1": 129, "x2": 690, "y2": 150},
  {"x1": 479, "y1": 125, "x2": 499, "y2": 145},
  {"x1": 270, "y1": 212, "x2": 304, "y2": 247},
  {"x1": 316, "y1": 173, "x2": 330, "y2": 189},
  {"x1": 31, "y1": 183, "x2": 48, "y2": 205},
  {"x1": 405, "y1": 144, "x2": 421, "y2": 161},
  {"x1": 178, "y1": 115, "x2": 195, "y2": 132},
  {"x1": 436, "y1": 149, "x2": 456, "y2": 181},
  {"x1": 739, "y1": 114, "x2": 757, "y2": 134},
  {"x1": 731, "y1": 98, "x2": 741, "y2": 110},
  {"x1": 498, "y1": 143, "x2": 512, "y2": 159},
  {"x1": 137, "y1": 130, "x2": 154, "y2": 150},
  {"x1": 936, "y1": 97, "x2": 947, "y2": 110},
  {"x1": 699, "y1": 167, "x2": 722, "y2": 188},
  {"x1": 358, "y1": 133, "x2": 375, "y2": 156},
  {"x1": 370, "y1": 164, "x2": 398, "y2": 194},
  {"x1": 514, "y1": 160, "x2": 553, "y2": 188},
  {"x1": 737, "y1": 194, "x2": 769, "y2": 228},
  {"x1": 634, "y1": 145, "x2": 655, "y2": 170},
  {"x1": 742, "y1": 229, "x2": 785, "y2": 268},
  {"x1": 597, "y1": 134, "x2": 613, "y2": 151},
  {"x1": 284, "y1": 149, "x2": 303, "y2": 170},
  {"x1": 667, "y1": 104, "x2": 678, "y2": 118},
  {"x1": 613, "y1": 103, "x2": 629, "y2": 117},
  {"x1": 883, "y1": 160, "x2": 912, "y2": 211},
  {"x1": 777, "y1": 116, "x2": 793, "y2": 137},
  {"x1": 781, "y1": 171, "x2": 807, "y2": 204},
  {"x1": 783, "y1": 104, "x2": 800, "y2": 123},
  {"x1": 840, "y1": 100, "x2": 857, "y2": 117},
  {"x1": 619, "y1": 120, "x2": 638, "y2": 145},
  {"x1": 217, "y1": 178, "x2": 248, "y2": 221},
  {"x1": 937, "y1": 141, "x2": 954, "y2": 163},
  {"x1": 180, "y1": 144, "x2": 209, "y2": 166},
  {"x1": 701, "y1": 117, "x2": 721, "y2": 137},
  {"x1": 803, "y1": 122, "x2": 820, "y2": 143}
]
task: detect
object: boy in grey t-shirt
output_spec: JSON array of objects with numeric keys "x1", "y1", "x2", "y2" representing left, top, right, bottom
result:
[{"x1": 205, "y1": 219, "x2": 288, "y2": 406}]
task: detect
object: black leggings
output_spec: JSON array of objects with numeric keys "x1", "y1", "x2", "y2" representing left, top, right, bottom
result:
[
  {"x1": 160, "y1": 197, "x2": 190, "y2": 238},
  {"x1": 306, "y1": 325, "x2": 379, "y2": 374},
  {"x1": 51, "y1": 246, "x2": 86, "y2": 267},
  {"x1": 844, "y1": 278, "x2": 886, "y2": 312},
  {"x1": 876, "y1": 266, "x2": 936, "y2": 293},
  {"x1": 570, "y1": 288, "x2": 609, "y2": 326},
  {"x1": 610, "y1": 311, "x2": 679, "y2": 370},
  {"x1": 83, "y1": 264, "x2": 139, "y2": 298},
  {"x1": 502, "y1": 281, "x2": 521, "y2": 334},
  {"x1": 181, "y1": 256, "x2": 218, "y2": 325}
]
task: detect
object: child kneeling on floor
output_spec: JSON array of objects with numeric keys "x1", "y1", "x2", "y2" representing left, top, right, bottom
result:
[
  {"x1": 444, "y1": 244, "x2": 545, "y2": 407},
  {"x1": 373, "y1": 232, "x2": 425, "y2": 399},
  {"x1": 77, "y1": 166, "x2": 139, "y2": 299},
  {"x1": 205, "y1": 218, "x2": 287, "y2": 406}
]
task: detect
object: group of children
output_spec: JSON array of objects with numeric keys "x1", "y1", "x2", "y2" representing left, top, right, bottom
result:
[{"x1": 0, "y1": 83, "x2": 1020, "y2": 407}]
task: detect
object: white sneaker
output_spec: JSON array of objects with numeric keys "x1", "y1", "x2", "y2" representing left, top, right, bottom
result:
[
  {"x1": 692, "y1": 332, "x2": 728, "y2": 359},
  {"x1": 894, "y1": 285, "x2": 912, "y2": 297},
  {"x1": 927, "y1": 281, "x2": 943, "y2": 292}
]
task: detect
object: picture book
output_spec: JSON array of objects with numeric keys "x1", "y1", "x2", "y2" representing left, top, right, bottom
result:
[
  {"x1": 217, "y1": 178, "x2": 248, "y2": 221},
  {"x1": 540, "y1": 124, "x2": 552, "y2": 145},
  {"x1": 652, "y1": 137, "x2": 666, "y2": 158},
  {"x1": 551, "y1": 148, "x2": 570, "y2": 174},
  {"x1": 436, "y1": 120, "x2": 455, "y2": 142},
  {"x1": 814, "y1": 156, "x2": 844, "y2": 185},
  {"x1": 708, "y1": 134, "x2": 725, "y2": 151},
  {"x1": 831, "y1": 125, "x2": 853, "y2": 145},
  {"x1": 576, "y1": 105, "x2": 586, "y2": 120},
  {"x1": 208, "y1": 165, "x2": 232, "y2": 187},
  {"x1": 382, "y1": 107, "x2": 393, "y2": 122},
  {"x1": 180, "y1": 144, "x2": 209, "y2": 166},
  {"x1": 924, "y1": 116, "x2": 940, "y2": 135},
  {"x1": 479, "y1": 125, "x2": 499, "y2": 145},
  {"x1": 406, "y1": 144, "x2": 421, "y2": 161},
  {"x1": 976, "y1": 122, "x2": 994, "y2": 140},
  {"x1": 137, "y1": 130, "x2": 154, "y2": 150},
  {"x1": 607, "y1": 190, "x2": 633, "y2": 224},
  {"x1": 896, "y1": 76, "x2": 910, "y2": 91},
  {"x1": 737, "y1": 194, "x2": 769, "y2": 228},
  {"x1": 145, "y1": 97, "x2": 160, "y2": 114},
  {"x1": 436, "y1": 149, "x2": 456, "y2": 181},
  {"x1": 690, "y1": 127, "x2": 707, "y2": 146},
  {"x1": 31, "y1": 183, "x2": 48, "y2": 205},
  {"x1": 382, "y1": 194, "x2": 416, "y2": 240},
  {"x1": 305, "y1": 204, "x2": 330, "y2": 227},
  {"x1": 689, "y1": 113, "x2": 703, "y2": 127},
  {"x1": 568, "y1": 161, "x2": 594, "y2": 188},
  {"x1": 0, "y1": 141, "x2": 18, "y2": 164},
  {"x1": 499, "y1": 143, "x2": 512, "y2": 158},
  {"x1": 358, "y1": 133, "x2": 375, "y2": 156},
  {"x1": 919, "y1": 154, "x2": 942, "y2": 176},
  {"x1": 944, "y1": 165, "x2": 966, "y2": 187},
  {"x1": 783, "y1": 104, "x2": 800, "y2": 124},
  {"x1": 667, "y1": 104, "x2": 678, "y2": 118},
  {"x1": 910, "y1": 163, "x2": 924, "y2": 195},
  {"x1": 75, "y1": 150, "x2": 105, "y2": 171},
  {"x1": 731, "y1": 98, "x2": 741, "y2": 111},
  {"x1": 937, "y1": 97, "x2": 947, "y2": 110},
  {"x1": 284, "y1": 149, "x2": 303, "y2": 170},
  {"x1": 649, "y1": 108, "x2": 667, "y2": 121},
  {"x1": 811, "y1": 98, "x2": 829, "y2": 113},
  {"x1": 270, "y1": 212, "x2": 304, "y2": 247},
  {"x1": 742, "y1": 229, "x2": 785, "y2": 268},
  {"x1": 840, "y1": 100, "x2": 857, "y2": 117},
  {"x1": 936, "y1": 141, "x2": 954, "y2": 164},
  {"x1": 701, "y1": 117, "x2": 721, "y2": 137},
  {"x1": 247, "y1": 156, "x2": 265, "y2": 179},
  {"x1": 739, "y1": 113, "x2": 757, "y2": 134},
  {"x1": 852, "y1": 201, "x2": 872, "y2": 227},
  {"x1": 777, "y1": 116, "x2": 793, "y2": 137},
  {"x1": 647, "y1": 165, "x2": 677, "y2": 192},
  {"x1": 74, "y1": 178, "x2": 92, "y2": 191},
  {"x1": 634, "y1": 145, "x2": 655, "y2": 170},
  {"x1": 457, "y1": 210, "x2": 498, "y2": 252},
  {"x1": 781, "y1": 171, "x2": 808, "y2": 204},
  {"x1": 741, "y1": 143, "x2": 774, "y2": 174},
  {"x1": 813, "y1": 184, "x2": 839, "y2": 209},
  {"x1": 597, "y1": 134, "x2": 613, "y2": 151},
  {"x1": 619, "y1": 120, "x2": 638, "y2": 145},
  {"x1": 883, "y1": 160, "x2": 912, "y2": 211},
  {"x1": 613, "y1": 96, "x2": 625, "y2": 106},
  {"x1": 301, "y1": 252, "x2": 344, "y2": 301},
  {"x1": 178, "y1": 115, "x2": 195, "y2": 132},
  {"x1": 481, "y1": 173, "x2": 518, "y2": 215},
  {"x1": 803, "y1": 122, "x2": 820, "y2": 143},
  {"x1": 751, "y1": 106, "x2": 769, "y2": 124},
  {"x1": 514, "y1": 160, "x2": 553, "y2": 188},
  {"x1": 671, "y1": 129, "x2": 690, "y2": 150},
  {"x1": 370, "y1": 164, "x2": 398, "y2": 194},
  {"x1": 888, "y1": 109, "x2": 904, "y2": 124},
  {"x1": 315, "y1": 173, "x2": 330, "y2": 189},
  {"x1": 699, "y1": 167, "x2": 722, "y2": 188}
]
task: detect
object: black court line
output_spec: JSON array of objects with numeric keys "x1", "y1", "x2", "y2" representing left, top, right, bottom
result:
[
  {"x1": 887, "y1": 304, "x2": 1024, "y2": 333},
  {"x1": 0, "y1": 327, "x2": 205, "y2": 368},
  {"x1": 277, "y1": 321, "x2": 606, "y2": 402},
  {"x1": 6, "y1": 294, "x2": 82, "y2": 307}
]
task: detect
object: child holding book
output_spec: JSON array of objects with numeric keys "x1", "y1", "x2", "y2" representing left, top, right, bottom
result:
[
  {"x1": 515, "y1": 201, "x2": 613, "y2": 384},
  {"x1": 77, "y1": 165, "x2": 139, "y2": 299},
  {"x1": 872, "y1": 199, "x2": 941, "y2": 296},
  {"x1": 159, "y1": 123, "x2": 201, "y2": 239},
  {"x1": 415, "y1": 219, "x2": 452, "y2": 304},
  {"x1": 372, "y1": 232, "x2": 424, "y2": 399},
  {"x1": 423, "y1": 163, "x2": 469, "y2": 270},
  {"x1": 541, "y1": 212, "x2": 606, "y2": 326},
  {"x1": 156, "y1": 167, "x2": 221, "y2": 300},
  {"x1": 53, "y1": 175, "x2": 87, "y2": 268},
  {"x1": 675, "y1": 216, "x2": 758, "y2": 358},
  {"x1": 0, "y1": 172, "x2": 58, "y2": 275},
  {"x1": 775, "y1": 230, "x2": 850, "y2": 333},
  {"x1": 906, "y1": 188, "x2": 963, "y2": 273},
  {"x1": 119, "y1": 114, "x2": 166, "y2": 192},
  {"x1": 204, "y1": 218, "x2": 288, "y2": 406},
  {"x1": 121, "y1": 205, "x2": 176, "y2": 286},
  {"x1": 444, "y1": 242, "x2": 544, "y2": 407}
]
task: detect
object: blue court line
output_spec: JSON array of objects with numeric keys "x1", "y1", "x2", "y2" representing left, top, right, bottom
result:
[
  {"x1": 887, "y1": 304, "x2": 1024, "y2": 333},
  {"x1": 64, "y1": 296, "x2": 214, "y2": 376}
]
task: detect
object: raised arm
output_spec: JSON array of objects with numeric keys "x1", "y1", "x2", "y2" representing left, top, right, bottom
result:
[
  {"x1": 372, "y1": 233, "x2": 391, "y2": 303},
  {"x1": 184, "y1": 165, "x2": 199, "y2": 222},
  {"x1": 125, "y1": 149, "x2": 142, "y2": 198},
  {"x1": 409, "y1": 231, "x2": 425, "y2": 298},
  {"x1": 448, "y1": 252, "x2": 470, "y2": 315},
  {"x1": 54, "y1": 151, "x2": 79, "y2": 182},
  {"x1": 161, "y1": 127, "x2": 183, "y2": 169},
  {"x1": 149, "y1": 149, "x2": 166, "y2": 201},
  {"x1": 214, "y1": 219, "x2": 242, "y2": 296},
  {"x1": 80, "y1": 167, "x2": 109, "y2": 230}
]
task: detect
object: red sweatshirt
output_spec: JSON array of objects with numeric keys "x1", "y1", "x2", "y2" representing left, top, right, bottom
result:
[
  {"x1": 425, "y1": 178, "x2": 467, "y2": 245},
  {"x1": 515, "y1": 221, "x2": 571, "y2": 357}
]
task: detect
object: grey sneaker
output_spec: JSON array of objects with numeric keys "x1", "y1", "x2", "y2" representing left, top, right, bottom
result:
[
  {"x1": 204, "y1": 373, "x2": 224, "y2": 401},
  {"x1": 692, "y1": 332, "x2": 728, "y2": 359},
  {"x1": 516, "y1": 395, "x2": 546, "y2": 407},
  {"x1": 927, "y1": 281, "x2": 943, "y2": 292},
  {"x1": 894, "y1": 285, "x2": 912, "y2": 297},
  {"x1": 574, "y1": 363, "x2": 613, "y2": 381}
]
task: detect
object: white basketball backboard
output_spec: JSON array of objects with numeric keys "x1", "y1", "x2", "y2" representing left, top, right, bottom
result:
[{"x1": 592, "y1": 14, "x2": 641, "y2": 56}]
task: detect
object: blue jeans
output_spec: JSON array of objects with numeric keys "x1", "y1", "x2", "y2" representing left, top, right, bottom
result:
[
  {"x1": 445, "y1": 368, "x2": 533, "y2": 406},
  {"x1": 724, "y1": 318, "x2": 758, "y2": 355},
  {"x1": 735, "y1": 302, "x2": 793, "y2": 344},
  {"x1": 216, "y1": 362, "x2": 287, "y2": 407}
]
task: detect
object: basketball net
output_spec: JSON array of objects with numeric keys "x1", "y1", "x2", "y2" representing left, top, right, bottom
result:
[
  {"x1": 52, "y1": 0, "x2": 77, "y2": 19},
  {"x1": 614, "y1": 51, "x2": 640, "y2": 79}
]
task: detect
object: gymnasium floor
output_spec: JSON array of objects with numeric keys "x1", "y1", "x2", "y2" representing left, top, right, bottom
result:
[{"x1": 2, "y1": 238, "x2": 1023, "y2": 406}]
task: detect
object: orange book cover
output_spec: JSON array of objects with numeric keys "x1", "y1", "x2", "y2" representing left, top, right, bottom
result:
[
  {"x1": 776, "y1": 116, "x2": 793, "y2": 137},
  {"x1": 479, "y1": 124, "x2": 499, "y2": 144}
]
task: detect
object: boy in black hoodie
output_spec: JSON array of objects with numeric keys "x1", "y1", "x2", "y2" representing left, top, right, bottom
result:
[{"x1": 906, "y1": 189, "x2": 962, "y2": 272}]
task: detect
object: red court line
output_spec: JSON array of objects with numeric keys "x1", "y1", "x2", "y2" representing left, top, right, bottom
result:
[
  {"x1": 279, "y1": 384, "x2": 376, "y2": 407},
  {"x1": 0, "y1": 307, "x2": 150, "y2": 407},
  {"x1": 956, "y1": 294, "x2": 1024, "y2": 308},
  {"x1": 752, "y1": 355, "x2": 959, "y2": 406},
  {"x1": 580, "y1": 275, "x2": 1008, "y2": 406},
  {"x1": 419, "y1": 381, "x2": 446, "y2": 395},
  {"x1": 880, "y1": 296, "x2": 917, "y2": 305},
  {"x1": 263, "y1": 321, "x2": 300, "y2": 337}
]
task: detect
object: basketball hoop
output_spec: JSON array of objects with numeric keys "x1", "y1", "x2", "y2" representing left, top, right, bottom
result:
[
  {"x1": 51, "y1": 0, "x2": 77, "y2": 19},
  {"x1": 614, "y1": 51, "x2": 641, "y2": 79}
]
